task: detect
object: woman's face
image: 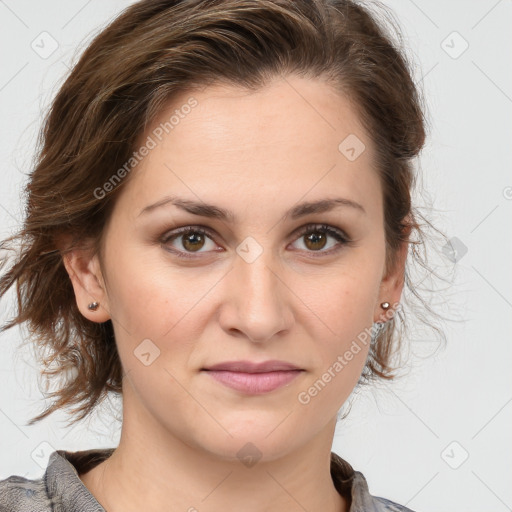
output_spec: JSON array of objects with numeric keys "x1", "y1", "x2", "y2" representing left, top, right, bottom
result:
[{"x1": 81, "y1": 75, "x2": 400, "y2": 461}]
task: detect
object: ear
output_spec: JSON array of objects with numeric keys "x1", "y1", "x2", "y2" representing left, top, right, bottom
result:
[
  {"x1": 57, "y1": 235, "x2": 111, "y2": 323},
  {"x1": 373, "y1": 232, "x2": 409, "y2": 324}
]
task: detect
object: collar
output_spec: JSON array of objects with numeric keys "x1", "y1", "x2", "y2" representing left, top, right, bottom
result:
[{"x1": 44, "y1": 448, "x2": 381, "y2": 512}]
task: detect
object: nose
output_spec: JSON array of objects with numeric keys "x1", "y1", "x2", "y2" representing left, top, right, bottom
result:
[{"x1": 218, "y1": 250, "x2": 294, "y2": 343}]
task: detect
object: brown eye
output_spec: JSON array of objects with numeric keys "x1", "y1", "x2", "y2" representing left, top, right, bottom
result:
[
  {"x1": 291, "y1": 224, "x2": 349, "y2": 256},
  {"x1": 303, "y1": 231, "x2": 328, "y2": 251},
  {"x1": 181, "y1": 231, "x2": 206, "y2": 252},
  {"x1": 160, "y1": 227, "x2": 218, "y2": 258},
  {"x1": 159, "y1": 223, "x2": 350, "y2": 260}
]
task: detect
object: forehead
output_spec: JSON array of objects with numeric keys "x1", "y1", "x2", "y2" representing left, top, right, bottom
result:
[
  {"x1": 155, "y1": 75, "x2": 368, "y2": 150},
  {"x1": 116, "y1": 75, "x2": 381, "y2": 221}
]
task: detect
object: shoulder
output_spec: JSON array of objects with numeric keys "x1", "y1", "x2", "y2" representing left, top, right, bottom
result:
[
  {"x1": 349, "y1": 470, "x2": 416, "y2": 512},
  {"x1": 330, "y1": 452, "x2": 416, "y2": 512},
  {"x1": 0, "y1": 448, "x2": 114, "y2": 512},
  {"x1": 350, "y1": 470, "x2": 417, "y2": 512},
  {"x1": 0, "y1": 474, "x2": 56, "y2": 511},
  {"x1": 373, "y1": 495, "x2": 416, "y2": 512}
]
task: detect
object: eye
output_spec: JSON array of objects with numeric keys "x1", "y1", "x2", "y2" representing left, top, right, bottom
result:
[
  {"x1": 160, "y1": 226, "x2": 218, "y2": 258},
  {"x1": 289, "y1": 224, "x2": 350, "y2": 256},
  {"x1": 159, "y1": 223, "x2": 351, "y2": 259}
]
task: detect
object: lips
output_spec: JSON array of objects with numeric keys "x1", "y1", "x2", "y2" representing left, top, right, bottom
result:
[
  {"x1": 202, "y1": 360, "x2": 302, "y2": 373},
  {"x1": 201, "y1": 360, "x2": 304, "y2": 394}
]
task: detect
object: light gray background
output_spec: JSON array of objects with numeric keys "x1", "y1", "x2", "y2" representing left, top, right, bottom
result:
[{"x1": 0, "y1": 1, "x2": 511, "y2": 511}]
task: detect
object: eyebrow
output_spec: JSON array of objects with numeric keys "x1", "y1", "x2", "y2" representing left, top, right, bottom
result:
[{"x1": 137, "y1": 195, "x2": 366, "y2": 221}]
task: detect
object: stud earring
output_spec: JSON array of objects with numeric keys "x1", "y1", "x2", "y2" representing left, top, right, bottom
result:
[
  {"x1": 380, "y1": 302, "x2": 390, "y2": 309},
  {"x1": 88, "y1": 302, "x2": 99, "y2": 311}
]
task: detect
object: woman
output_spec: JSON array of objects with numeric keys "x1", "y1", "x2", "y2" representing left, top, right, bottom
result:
[{"x1": 0, "y1": 0, "x2": 443, "y2": 510}]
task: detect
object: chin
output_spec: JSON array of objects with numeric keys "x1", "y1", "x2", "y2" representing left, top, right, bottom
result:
[{"x1": 193, "y1": 417, "x2": 305, "y2": 464}]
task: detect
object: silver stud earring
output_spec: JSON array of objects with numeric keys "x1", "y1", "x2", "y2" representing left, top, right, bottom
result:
[
  {"x1": 88, "y1": 302, "x2": 99, "y2": 311},
  {"x1": 380, "y1": 302, "x2": 390, "y2": 309}
]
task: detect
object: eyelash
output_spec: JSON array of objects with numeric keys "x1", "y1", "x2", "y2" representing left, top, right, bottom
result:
[{"x1": 159, "y1": 224, "x2": 351, "y2": 260}]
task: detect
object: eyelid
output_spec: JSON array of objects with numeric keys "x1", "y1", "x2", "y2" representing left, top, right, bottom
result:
[{"x1": 292, "y1": 223, "x2": 349, "y2": 241}]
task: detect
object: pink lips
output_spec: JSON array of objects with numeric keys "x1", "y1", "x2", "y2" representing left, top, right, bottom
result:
[{"x1": 201, "y1": 360, "x2": 304, "y2": 394}]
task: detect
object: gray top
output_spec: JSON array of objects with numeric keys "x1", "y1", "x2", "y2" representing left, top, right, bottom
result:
[{"x1": 0, "y1": 449, "x2": 415, "y2": 511}]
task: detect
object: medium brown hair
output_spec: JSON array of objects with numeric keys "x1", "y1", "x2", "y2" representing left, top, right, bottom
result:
[{"x1": 0, "y1": 0, "x2": 448, "y2": 427}]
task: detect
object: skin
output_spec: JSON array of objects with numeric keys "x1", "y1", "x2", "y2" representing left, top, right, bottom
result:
[{"x1": 63, "y1": 74, "x2": 407, "y2": 512}]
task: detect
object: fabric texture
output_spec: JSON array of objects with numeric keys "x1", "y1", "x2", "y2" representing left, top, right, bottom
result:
[{"x1": 0, "y1": 449, "x2": 415, "y2": 511}]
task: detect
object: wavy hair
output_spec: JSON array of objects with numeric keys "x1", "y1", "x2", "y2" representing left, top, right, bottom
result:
[{"x1": 0, "y1": 0, "x2": 450, "y2": 427}]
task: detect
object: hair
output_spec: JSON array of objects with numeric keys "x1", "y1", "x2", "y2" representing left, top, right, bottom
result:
[{"x1": 0, "y1": 0, "x2": 450, "y2": 428}]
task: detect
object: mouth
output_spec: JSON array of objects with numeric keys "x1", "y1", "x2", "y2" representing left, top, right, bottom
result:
[{"x1": 200, "y1": 360, "x2": 305, "y2": 394}]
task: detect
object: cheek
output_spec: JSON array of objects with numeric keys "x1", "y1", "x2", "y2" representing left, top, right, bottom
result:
[
  {"x1": 293, "y1": 283, "x2": 375, "y2": 421},
  {"x1": 290, "y1": 257, "x2": 383, "y2": 407},
  {"x1": 295, "y1": 256, "x2": 383, "y2": 338},
  {"x1": 104, "y1": 238, "x2": 208, "y2": 340},
  {"x1": 104, "y1": 249, "x2": 202, "y2": 406}
]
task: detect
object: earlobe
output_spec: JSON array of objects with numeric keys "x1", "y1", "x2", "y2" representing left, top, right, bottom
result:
[
  {"x1": 60, "y1": 244, "x2": 111, "y2": 323},
  {"x1": 374, "y1": 237, "x2": 409, "y2": 324}
]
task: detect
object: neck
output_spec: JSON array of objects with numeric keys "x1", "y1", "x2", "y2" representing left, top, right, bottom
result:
[{"x1": 79, "y1": 389, "x2": 349, "y2": 512}]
